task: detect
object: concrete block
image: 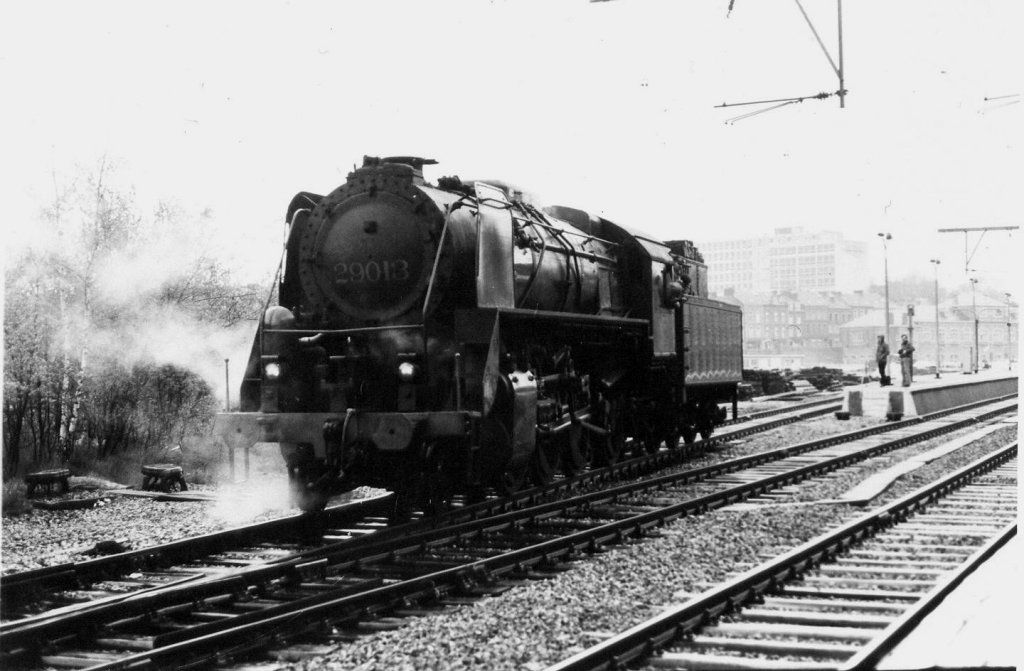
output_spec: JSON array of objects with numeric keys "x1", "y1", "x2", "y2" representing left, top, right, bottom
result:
[
  {"x1": 838, "y1": 389, "x2": 863, "y2": 418},
  {"x1": 886, "y1": 391, "x2": 904, "y2": 421}
]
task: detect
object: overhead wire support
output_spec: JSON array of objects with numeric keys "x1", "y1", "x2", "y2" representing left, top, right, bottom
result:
[
  {"x1": 937, "y1": 226, "x2": 1020, "y2": 273},
  {"x1": 719, "y1": 0, "x2": 846, "y2": 120}
]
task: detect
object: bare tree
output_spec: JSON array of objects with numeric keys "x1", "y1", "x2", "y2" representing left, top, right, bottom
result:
[{"x1": 4, "y1": 158, "x2": 257, "y2": 478}]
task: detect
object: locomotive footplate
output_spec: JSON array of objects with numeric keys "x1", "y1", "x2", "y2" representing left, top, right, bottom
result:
[{"x1": 214, "y1": 411, "x2": 476, "y2": 457}]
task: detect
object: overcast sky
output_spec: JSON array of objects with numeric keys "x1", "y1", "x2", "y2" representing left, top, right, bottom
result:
[{"x1": 3, "y1": 0, "x2": 1020, "y2": 292}]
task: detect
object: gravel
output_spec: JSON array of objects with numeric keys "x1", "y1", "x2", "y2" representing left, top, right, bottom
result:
[
  {"x1": 289, "y1": 421, "x2": 1015, "y2": 671},
  {"x1": 0, "y1": 412, "x2": 863, "y2": 576},
  {"x1": 1, "y1": 475, "x2": 300, "y2": 575},
  {"x1": 0, "y1": 413, "x2": 1014, "y2": 670}
]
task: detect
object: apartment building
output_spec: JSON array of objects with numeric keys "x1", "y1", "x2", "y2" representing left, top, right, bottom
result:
[{"x1": 701, "y1": 227, "x2": 868, "y2": 294}]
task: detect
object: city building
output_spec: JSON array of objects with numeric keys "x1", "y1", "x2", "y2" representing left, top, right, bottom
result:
[
  {"x1": 718, "y1": 289, "x2": 882, "y2": 369},
  {"x1": 715, "y1": 286, "x2": 1016, "y2": 373},
  {"x1": 838, "y1": 293, "x2": 1017, "y2": 372},
  {"x1": 700, "y1": 227, "x2": 869, "y2": 294}
]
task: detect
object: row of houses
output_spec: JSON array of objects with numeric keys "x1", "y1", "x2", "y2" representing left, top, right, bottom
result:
[{"x1": 714, "y1": 289, "x2": 1017, "y2": 372}]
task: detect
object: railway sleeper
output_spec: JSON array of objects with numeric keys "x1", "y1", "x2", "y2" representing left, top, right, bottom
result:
[
  {"x1": 650, "y1": 650, "x2": 836, "y2": 670},
  {"x1": 758, "y1": 596, "x2": 909, "y2": 613},
  {"x1": 732, "y1": 608, "x2": 892, "y2": 628},
  {"x1": 686, "y1": 634, "x2": 861, "y2": 658},
  {"x1": 93, "y1": 635, "x2": 156, "y2": 651},
  {"x1": 856, "y1": 541, "x2": 984, "y2": 553},
  {"x1": 266, "y1": 643, "x2": 338, "y2": 662},
  {"x1": 354, "y1": 617, "x2": 407, "y2": 632},
  {"x1": 347, "y1": 566, "x2": 413, "y2": 581},
  {"x1": 780, "y1": 586, "x2": 920, "y2": 601},
  {"x1": 833, "y1": 557, "x2": 963, "y2": 568},
  {"x1": 40, "y1": 650, "x2": 126, "y2": 669},
  {"x1": 460, "y1": 582, "x2": 515, "y2": 597},
  {"x1": 814, "y1": 565, "x2": 946, "y2": 577},
  {"x1": 187, "y1": 610, "x2": 237, "y2": 622},
  {"x1": 391, "y1": 603, "x2": 459, "y2": 617},
  {"x1": 703, "y1": 620, "x2": 878, "y2": 641},
  {"x1": 229, "y1": 598, "x2": 293, "y2": 611},
  {"x1": 800, "y1": 576, "x2": 936, "y2": 590}
]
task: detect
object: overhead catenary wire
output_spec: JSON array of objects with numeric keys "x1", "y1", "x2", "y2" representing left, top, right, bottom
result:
[
  {"x1": 716, "y1": 91, "x2": 835, "y2": 109},
  {"x1": 981, "y1": 94, "x2": 1020, "y2": 114},
  {"x1": 719, "y1": 0, "x2": 846, "y2": 119},
  {"x1": 981, "y1": 100, "x2": 1020, "y2": 113},
  {"x1": 725, "y1": 100, "x2": 800, "y2": 124},
  {"x1": 719, "y1": 90, "x2": 841, "y2": 123}
]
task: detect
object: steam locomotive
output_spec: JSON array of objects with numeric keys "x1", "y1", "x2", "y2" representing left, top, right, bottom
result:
[{"x1": 215, "y1": 156, "x2": 743, "y2": 512}]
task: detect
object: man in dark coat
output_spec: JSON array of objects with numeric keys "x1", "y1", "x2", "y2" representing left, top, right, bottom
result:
[
  {"x1": 876, "y1": 335, "x2": 891, "y2": 386},
  {"x1": 898, "y1": 334, "x2": 915, "y2": 387}
]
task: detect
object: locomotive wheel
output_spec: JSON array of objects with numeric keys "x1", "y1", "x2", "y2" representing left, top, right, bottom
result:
[
  {"x1": 559, "y1": 424, "x2": 591, "y2": 477},
  {"x1": 530, "y1": 434, "x2": 560, "y2": 486},
  {"x1": 698, "y1": 400, "x2": 718, "y2": 441},
  {"x1": 286, "y1": 464, "x2": 330, "y2": 512},
  {"x1": 495, "y1": 462, "x2": 528, "y2": 495},
  {"x1": 290, "y1": 471, "x2": 330, "y2": 513},
  {"x1": 591, "y1": 396, "x2": 624, "y2": 466},
  {"x1": 680, "y1": 424, "x2": 697, "y2": 446},
  {"x1": 418, "y1": 443, "x2": 455, "y2": 516},
  {"x1": 632, "y1": 416, "x2": 662, "y2": 457},
  {"x1": 482, "y1": 419, "x2": 527, "y2": 495}
]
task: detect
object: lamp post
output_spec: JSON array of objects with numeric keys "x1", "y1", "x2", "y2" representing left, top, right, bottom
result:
[
  {"x1": 969, "y1": 276, "x2": 979, "y2": 373},
  {"x1": 930, "y1": 259, "x2": 941, "y2": 378},
  {"x1": 878, "y1": 232, "x2": 892, "y2": 345},
  {"x1": 1006, "y1": 292, "x2": 1013, "y2": 370}
]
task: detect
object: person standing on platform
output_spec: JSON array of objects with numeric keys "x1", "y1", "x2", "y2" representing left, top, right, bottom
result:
[
  {"x1": 898, "y1": 334, "x2": 915, "y2": 387},
  {"x1": 876, "y1": 335, "x2": 891, "y2": 386}
]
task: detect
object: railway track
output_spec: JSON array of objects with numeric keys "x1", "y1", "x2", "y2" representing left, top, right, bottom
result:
[
  {"x1": 550, "y1": 444, "x2": 1016, "y2": 671},
  {"x1": 1, "y1": 396, "x2": 841, "y2": 621},
  {"x1": 0, "y1": 395, "x2": 1013, "y2": 670},
  {"x1": 722, "y1": 393, "x2": 843, "y2": 426}
]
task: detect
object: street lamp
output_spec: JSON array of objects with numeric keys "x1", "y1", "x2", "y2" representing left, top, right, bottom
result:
[
  {"x1": 878, "y1": 233, "x2": 892, "y2": 345},
  {"x1": 1006, "y1": 292, "x2": 1013, "y2": 370},
  {"x1": 969, "y1": 276, "x2": 979, "y2": 373},
  {"x1": 930, "y1": 259, "x2": 941, "y2": 378}
]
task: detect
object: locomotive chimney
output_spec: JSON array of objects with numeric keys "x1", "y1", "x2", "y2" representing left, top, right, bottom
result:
[{"x1": 378, "y1": 155, "x2": 438, "y2": 185}]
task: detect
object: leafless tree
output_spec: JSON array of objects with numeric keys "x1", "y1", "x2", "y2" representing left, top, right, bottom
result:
[{"x1": 4, "y1": 159, "x2": 260, "y2": 478}]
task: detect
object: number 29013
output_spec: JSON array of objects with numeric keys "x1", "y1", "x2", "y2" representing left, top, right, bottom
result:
[{"x1": 333, "y1": 259, "x2": 410, "y2": 284}]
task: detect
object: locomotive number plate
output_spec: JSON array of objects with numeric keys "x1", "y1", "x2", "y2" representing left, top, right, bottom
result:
[{"x1": 333, "y1": 259, "x2": 410, "y2": 284}]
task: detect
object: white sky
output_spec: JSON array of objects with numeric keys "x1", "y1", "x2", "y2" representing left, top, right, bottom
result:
[{"x1": 2, "y1": 0, "x2": 1021, "y2": 292}]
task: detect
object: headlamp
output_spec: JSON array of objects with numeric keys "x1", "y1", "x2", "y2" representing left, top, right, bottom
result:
[
  {"x1": 264, "y1": 362, "x2": 282, "y2": 380},
  {"x1": 397, "y1": 361, "x2": 417, "y2": 382}
]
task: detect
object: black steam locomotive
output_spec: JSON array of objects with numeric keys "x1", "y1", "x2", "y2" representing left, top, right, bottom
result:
[{"x1": 215, "y1": 156, "x2": 743, "y2": 512}]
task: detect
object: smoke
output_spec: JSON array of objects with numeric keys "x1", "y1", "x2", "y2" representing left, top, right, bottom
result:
[
  {"x1": 6, "y1": 165, "x2": 266, "y2": 408},
  {"x1": 207, "y1": 446, "x2": 295, "y2": 523},
  {"x1": 87, "y1": 304, "x2": 256, "y2": 406},
  {"x1": 92, "y1": 227, "x2": 209, "y2": 304}
]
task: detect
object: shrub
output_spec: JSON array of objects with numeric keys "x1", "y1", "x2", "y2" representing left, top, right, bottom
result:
[
  {"x1": 2, "y1": 479, "x2": 33, "y2": 517},
  {"x1": 80, "y1": 361, "x2": 217, "y2": 460}
]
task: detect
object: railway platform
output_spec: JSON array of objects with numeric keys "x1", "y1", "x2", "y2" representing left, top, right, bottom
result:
[
  {"x1": 876, "y1": 535, "x2": 1020, "y2": 671},
  {"x1": 837, "y1": 370, "x2": 1017, "y2": 420}
]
